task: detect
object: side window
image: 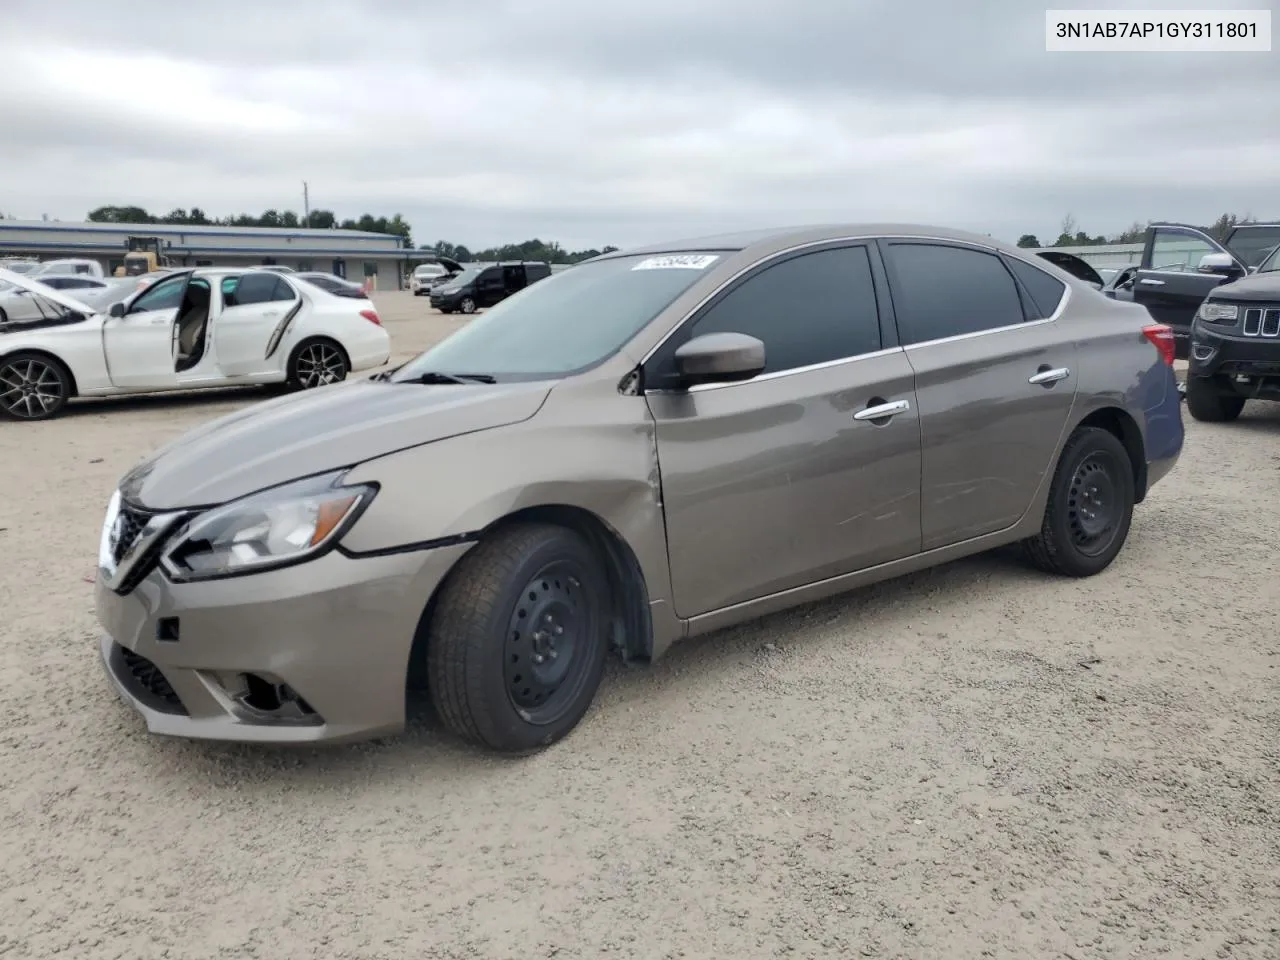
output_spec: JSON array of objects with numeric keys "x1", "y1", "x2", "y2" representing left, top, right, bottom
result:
[
  {"x1": 883, "y1": 243, "x2": 1025, "y2": 345},
  {"x1": 679, "y1": 246, "x2": 882, "y2": 376},
  {"x1": 270, "y1": 277, "x2": 297, "y2": 302},
  {"x1": 1149, "y1": 229, "x2": 1218, "y2": 272},
  {"x1": 1004, "y1": 257, "x2": 1067, "y2": 320},
  {"x1": 128, "y1": 275, "x2": 187, "y2": 314},
  {"x1": 40, "y1": 277, "x2": 70, "y2": 289},
  {"x1": 223, "y1": 273, "x2": 279, "y2": 307}
]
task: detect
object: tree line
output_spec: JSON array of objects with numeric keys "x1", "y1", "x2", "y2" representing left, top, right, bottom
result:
[
  {"x1": 85, "y1": 205, "x2": 414, "y2": 246},
  {"x1": 423, "y1": 239, "x2": 619, "y2": 265},
  {"x1": 1017, "y1": 212, "x2": 1265, "y2": 249}
]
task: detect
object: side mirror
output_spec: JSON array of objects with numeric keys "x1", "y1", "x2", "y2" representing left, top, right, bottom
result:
[
  {"x1": 674, "y1": 332, "x2": 766, "y2": 387},
  {"x1": 108, "y1": 301, "x2": 126, "y2": 318},
  {"x1": 1197, "y1": 252, "x2": 1241, "y2": 277}
]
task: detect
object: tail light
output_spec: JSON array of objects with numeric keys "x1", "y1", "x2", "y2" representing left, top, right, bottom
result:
[
  {"x1": 359, "y1": 309, "x2": 381, "y2": 326},
  {"x1": 1142, "y1": 324, "x2": 1176, "y2": 366}
]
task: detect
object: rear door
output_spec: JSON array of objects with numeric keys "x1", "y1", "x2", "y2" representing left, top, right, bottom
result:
[
  {"x1": 878, "y1": 240, "x2": 1078, "y2": 550},
  {"x1": 214, "y1": 273, "x2": 300, "y2": 376},
  {"x1": 102, "y1": 272, "x2": 188, "y2": 388},
  {"x1": 645, "y1": 242, "x2": 922, "y2": 618},
  {"x1": 476, "y1": 267, "x2": 506, "y2": 306},
  {"x1": 1133, "y1": 224, "x2": 1245, "y2": 355}
]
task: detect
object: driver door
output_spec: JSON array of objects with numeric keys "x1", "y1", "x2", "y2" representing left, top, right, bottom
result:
[
  {"x1": 1133, "y1": 224, "x2": 1245, "y2": 356},
  {"x1": 214, "y1": 273, "x2": 300, "y2": 377},
  {"x1": 102, "y1": 273, "x2": 188, "y2": 388}
]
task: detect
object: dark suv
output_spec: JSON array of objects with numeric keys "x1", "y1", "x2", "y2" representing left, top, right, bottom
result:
[
  {"x1": 1184, "y1": 237, "x2": 1280, "y2": 422},
  {"x1": 429, "y1": 261, "x2": 552, "y2": 314},
  {"x1": 1108, "y1": 221, "x2": 1280, "y2": 359}
]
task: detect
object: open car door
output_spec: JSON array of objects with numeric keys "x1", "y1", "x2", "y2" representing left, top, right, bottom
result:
[
  {"x1": 103, "y1": 271, "x2": 194, "y2": 388},
  {"x1": 214, "y1": 272, "x2": 301, "y2": 377},
  {"x1": 1132, "y1": 223, "x2": 1247, "y2": 357}
]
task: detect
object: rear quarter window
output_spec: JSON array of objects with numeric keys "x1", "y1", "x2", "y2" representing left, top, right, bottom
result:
[{"x1": 1004, "y1": 257, "x2": 1068, "y2": 320}]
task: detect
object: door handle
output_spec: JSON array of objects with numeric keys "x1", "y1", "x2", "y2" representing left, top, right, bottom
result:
[
  {"x1": 853, "y1": 399, "x2": 911, "y2": 421},
  {"x1": 1029, "y1": 366, "x2": 1071, "y2": 385},
  {"x1": 1138, "y1": 278, "x2": 1165, "y2": 286}
]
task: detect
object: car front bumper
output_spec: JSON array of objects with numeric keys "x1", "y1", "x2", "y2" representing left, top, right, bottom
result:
[
  {"x1": 1190, "y1": 321, "x2": 1280, "y2": 395},
  {"x1": 95, "y1": 542, "x2": 473, "y2": 744}
]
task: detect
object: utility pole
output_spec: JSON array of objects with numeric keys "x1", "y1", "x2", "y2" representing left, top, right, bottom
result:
[{"x1": 302, "y1": 181, "x2": 310, "y2": 228}]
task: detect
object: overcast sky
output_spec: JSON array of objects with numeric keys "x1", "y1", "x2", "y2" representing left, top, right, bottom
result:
[{"x1": 0, "y1": 0, "x2": 1275, "y2": 250}]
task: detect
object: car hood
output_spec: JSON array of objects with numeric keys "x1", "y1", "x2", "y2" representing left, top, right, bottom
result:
[
  {"x1": 1034, "y1": 251, "x2": 1104, "y2": 287},
  {"x1": 119, "y1": 378, "x2": 554, "y2": 509},
  {"x1": 1206, "y1": 271, "x2": 1280, "y2": 303},
  {"x1": 0, "y1": 267, "x2": 99, "y2": 315}
]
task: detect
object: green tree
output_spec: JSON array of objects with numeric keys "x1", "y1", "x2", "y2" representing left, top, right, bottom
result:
[{"x1": 1016, "y1": 234, "x2": 1040, "y2": 248}]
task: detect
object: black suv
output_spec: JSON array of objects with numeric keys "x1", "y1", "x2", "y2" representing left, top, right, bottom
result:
[
  {"x1": 1107, "y1": 221, "x2": 1280, "y2": 359},
  {"x1": 429, "y1": 261, "x2": 552, "y2": 314},
  {"x1": 1184, "y1": 237, "x2": 1280, "y2": 422}
]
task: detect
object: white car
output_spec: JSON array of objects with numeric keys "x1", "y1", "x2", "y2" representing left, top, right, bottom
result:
[
  {"x1": 0, "y1": 275, "x2": 134, "y2": 323},
  {"x1": 0, "y1": 266, "x2": 392, "y2": 421}
]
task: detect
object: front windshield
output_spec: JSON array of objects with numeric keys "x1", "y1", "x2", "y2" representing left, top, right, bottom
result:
[
  {"x1": 1257, "y1": 245, "x2": 1280, "y2": 273},
  {"x1": 392, "y1": 251, "x2": 728, "y2": 381},
  {"x1": 442, "y1": 266, "x2": 483, "y2": 286},
  {"x1": 1229, "y1": 227, "x2": 1280, "y2": 267}
]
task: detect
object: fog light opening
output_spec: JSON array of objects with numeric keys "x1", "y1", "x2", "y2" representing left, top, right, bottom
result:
[{"x1": 236, "y1": 673, "x2": 321, "y2": 724}]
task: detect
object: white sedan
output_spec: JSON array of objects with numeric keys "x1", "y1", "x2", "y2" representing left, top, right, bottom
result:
[{"x1": 0, "y1": 266, "x2": 391, "y2": 421}]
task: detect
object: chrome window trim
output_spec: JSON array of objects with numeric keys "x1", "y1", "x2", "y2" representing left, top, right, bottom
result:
[{"x1": 639, "y1": 233, "x2": 1069, "y2": 394}]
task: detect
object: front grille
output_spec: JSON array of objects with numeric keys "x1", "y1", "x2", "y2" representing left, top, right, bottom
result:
[
  {"x1": 1242, "y1": 307, "x2": 1280, "y2": 338},
  {"x1": 111, "y1": 501, "x2": 151, "y2": 564},
  {"x1": 115, "y1": 645, "x2": 188, "y2": 715}
]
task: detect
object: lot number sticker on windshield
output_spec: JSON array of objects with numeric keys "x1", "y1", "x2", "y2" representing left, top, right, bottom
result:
[{"x1": 631, "y1": 254, "x2": 720, "y2": 271}]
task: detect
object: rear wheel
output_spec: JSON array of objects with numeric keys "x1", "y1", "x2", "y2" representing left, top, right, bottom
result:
[
  {"x1": 0, "y1": 351, "x2": 72, "y2": 421},
  {"x1": 1185, "y1": 375, "x2": 1245, "y2": 422},
  {"x1": 426, "y1": 523, "x2": 610, "y2": 753},
  {"x1": 1021, "y1": 426, "x2": 1135, "y2": 577},
  {"x1": 460, "y1": 297, "x2": 477, "y2": 315},
  {"x1": 287, "y1": 338, "x2": 349, "y2": 390}
]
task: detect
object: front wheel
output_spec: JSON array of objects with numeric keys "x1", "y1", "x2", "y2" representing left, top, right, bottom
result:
[
  {"x1": 1185, "y1": 375, "x2": 1245, "y2": 422},
  {"x1": 426, "y1": 523, "x2": 610, "y2": 753},
  {"x1": 0, "y1": 351, "x2": 73, "y2": 421},
  {"x1": 460, "y1": 297, "x2": 476, "y2": 315},
  {"x1": 287, "y1": 338, "x2": 349, "y2": 390},
  {"x1": 1021, "y1": 426, "x2": 1135, "y2": 577}
]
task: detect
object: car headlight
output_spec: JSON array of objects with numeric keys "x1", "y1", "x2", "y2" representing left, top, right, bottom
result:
[
  {"x1": 1197, "y1": 301, "x2": 1238, "y2": 323},
  {"x1": 160, "y1": 471, "x2": 376, "y2": 582}
]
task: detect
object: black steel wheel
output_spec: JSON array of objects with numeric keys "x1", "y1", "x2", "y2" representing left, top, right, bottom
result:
[
  {"x1": 1021, "y1": 426, "x2": 1135, "y2": 577},
  {"x1": 0, "y1": 351, "x2": 72, "y2": 421},
  {"x1": 460, "y1": 297, "x2": 477, "y2": 315},
  {"x1": 426, "y1": 523, "x2": 610, "y2": 753},
  {"x1": 287, "y1": 338, "x2": 349, "y2": 390}
]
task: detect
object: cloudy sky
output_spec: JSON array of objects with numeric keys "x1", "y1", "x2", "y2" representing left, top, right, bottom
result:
[{"x1": 0, "y1": 0, "x2": 1275, "y2": 250}]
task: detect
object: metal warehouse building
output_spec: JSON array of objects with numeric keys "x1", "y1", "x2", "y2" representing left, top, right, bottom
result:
[{"x1": 0, "y1": 219, "x2": 419, "y2": 289}]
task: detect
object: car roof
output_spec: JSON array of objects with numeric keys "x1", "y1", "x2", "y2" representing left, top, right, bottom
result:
[{"x1": 595, "y1": 223, "x2": 1037, "y2": 260}]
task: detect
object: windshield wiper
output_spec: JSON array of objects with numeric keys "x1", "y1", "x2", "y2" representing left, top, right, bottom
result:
[{"x1": 398, "y1": 371, "x2": 497, "y2": 385}]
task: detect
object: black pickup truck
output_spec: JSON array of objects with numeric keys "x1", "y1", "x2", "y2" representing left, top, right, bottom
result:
[{"x1": 1106, "y1": 221, "x2": 1280, "y2": 360}]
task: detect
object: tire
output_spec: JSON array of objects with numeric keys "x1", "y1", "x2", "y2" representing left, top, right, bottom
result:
[
  {"x1": 460, "y1": 297, "x2": 476, "y2": 315},
  {"x1": 0, "y1": 351, "x2": 73, "y2": 421},
  {"x1": 286, "y1": 337, "x2": 349, "y2": 390},
  {"x1": 1185, "y1": 375, "x2": 1244, "y2": 423},
  {"x1": 426, "y1": 523, "x2": 610, "y2": 753},
  {"x1": 438, "y1": 307, "x2": 453, "y2": 315},
  {"x1": 1021, "y1": 426, "x2": 1135, "y2": 578}
]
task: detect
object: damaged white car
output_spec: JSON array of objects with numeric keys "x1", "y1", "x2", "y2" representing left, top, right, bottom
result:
[{"x1": 0, "y1": 267, "x2": 392, "y2": 421}]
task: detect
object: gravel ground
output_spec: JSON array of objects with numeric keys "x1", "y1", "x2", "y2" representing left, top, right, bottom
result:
[{"x1": 1, "y1": 292, "x2": 1277, "y2": 960}]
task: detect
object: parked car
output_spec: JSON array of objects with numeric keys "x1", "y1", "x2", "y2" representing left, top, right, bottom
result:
[
  {"x1": 91, "y1": 224, "x2": 1182, "y2": 754},
  {"x1": 1184, "y1": 239, "x2": 1280, "y2": 422},
  {"x1": 410, "y1": 258, "x2": 463, "y2": 295},
  {"x1": 0, "y1": 275, "x2": 135, "y2": 323},
  {"x1": 0, "y1": 266, "x2": 390, "y2": 421},
  {"x1": 295, "y1": 271, "x2": 370, "y2": 299},
  {"x1": 1108, "y1": 221, "x2": 1280, "y2": 358},
  {"x1": 429, "y1": 260, "x2": 552, "y2": 314},
  {"x1": 29, "y1": 258, "x2": 108, "y2": 279}
]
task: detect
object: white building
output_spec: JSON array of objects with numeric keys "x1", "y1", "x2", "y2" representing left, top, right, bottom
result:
[{"x1": 0, "y1": 220, "x2": 414, "y2": 288}]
